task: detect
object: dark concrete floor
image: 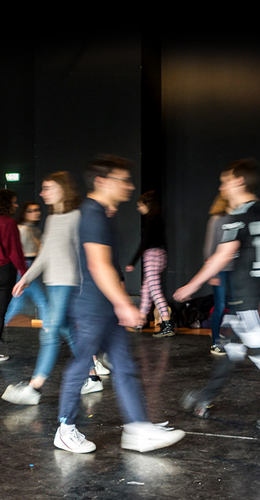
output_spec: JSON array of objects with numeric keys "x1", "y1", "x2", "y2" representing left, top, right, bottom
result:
[{"x1": 1, "y1": 326, "x2": 260, "y2": 500}]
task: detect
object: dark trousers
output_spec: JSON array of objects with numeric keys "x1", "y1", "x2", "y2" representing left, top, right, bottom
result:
[
  {"x1": 58, "y1": 313, "x2": 148, "y2": 425},
  {"x1": 199, "y1": 310, "x2": 260, "y2": 404},
  {"x1": 0, "y1": 262, "x2": 17, "y2": 340}
]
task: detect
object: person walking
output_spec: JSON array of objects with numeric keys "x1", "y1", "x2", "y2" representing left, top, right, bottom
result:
[
  {"x1": 174, "y1": 158, "x2": 260, "y2": 425},
  {"x1": 126, "y1": 191, "x2": 174, "y2": 338},
  {"x1": 0, "y1": 189, "x2": 26, "y2": 361},
  {"x1": 5, "y1": 201, "x2": 48, "y2": 328},
  {"x1": 54, "y1": 155, "x2": 185, "y2": 453},
  {"x1": 203, "y1": 193, "x2": 234, "y2": 355},
  {"x1": 2, "y1": 172, "x2": 81, "y2": 403}
]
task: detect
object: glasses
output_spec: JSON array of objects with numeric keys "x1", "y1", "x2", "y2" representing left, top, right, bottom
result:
[
  {"x1": 25, "y1": 209, "x2": 41, "y2": 213},
  {"x1": 107, "y1": 176, "x2": 133, "y2": 184}
]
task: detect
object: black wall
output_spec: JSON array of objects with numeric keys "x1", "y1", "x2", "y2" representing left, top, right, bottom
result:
[
  {"x1": 162, "y1": 34, "x2": 260, "y2": 303},
  {"x1": 2, "y1": 33, "x2": 260, "y2": 304}
]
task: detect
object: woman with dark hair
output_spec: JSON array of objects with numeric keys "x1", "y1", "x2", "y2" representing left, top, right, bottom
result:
[
  {"x1": 0, "y1": 189, "x2": 26, "y2": 361},
  {"x1": 126, "y1": 190, "x2": 174, "y2": 338},
  {"x1": 2, "y1": 172, "x2": 82, "y2": 403},
  {"x1": 5, "y1": 201, "x2": 48, "y2": 328}
]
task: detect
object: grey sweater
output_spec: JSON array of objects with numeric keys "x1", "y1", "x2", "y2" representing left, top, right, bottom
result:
[
  {"x1": 23, "y1": 210, "x2": 80, "y2": 286},
  {"x1": 18, "y1": 223, "x2": 41, "y2": 257}
]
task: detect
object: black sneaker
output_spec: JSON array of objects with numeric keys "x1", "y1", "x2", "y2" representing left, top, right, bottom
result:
[
  {"x1": 210, "y1": 344, "x2": 226, "y2": 356},
  {"x1": 180, "y1": 390, "x2": 213, "y2": 419},
  {"x1": 152, "y1": 322, "x2": 175, "y2": 338}
]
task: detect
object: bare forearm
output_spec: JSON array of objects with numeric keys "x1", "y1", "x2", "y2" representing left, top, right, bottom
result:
[{"x1": 89, "y1": 262, "x2": 131, "y2": 308}]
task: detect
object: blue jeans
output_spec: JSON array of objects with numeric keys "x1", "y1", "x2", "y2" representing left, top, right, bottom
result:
[
  {"x1": 211, "y1": 271, "x2": 234, "y2": 345},
  {"x1": 32, "y1": 286, "x2": 76, "y2": 380},
  {"x1": 5, "y1": 260, "x2": 48, "y2": 328},
  {"x1": 58, "y1": 313, "x2": 148, "y2": 425}
]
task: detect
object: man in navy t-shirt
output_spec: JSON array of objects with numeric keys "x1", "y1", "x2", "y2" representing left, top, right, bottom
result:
[
  {"x1": 54, "y1": 154, "x2": 185, "y2": 453},
  {"x1": 174, "y1": 158, "x2": 260, "y2": 424}
]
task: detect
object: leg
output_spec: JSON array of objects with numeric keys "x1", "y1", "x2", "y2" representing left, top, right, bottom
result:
[
  {"x1": 211, "y1": 272, "x2": 227, "y2": 346},
  {"x1": 139, "y1": 275, "x2": 153, "y2": 321},
  {"x1": 31, "y1": 286, "x2": 74, "y2": 386},
  {"x1": 58, "y1": 315, "x2": 109, "y2": 425},
  {"x1": 142, "y1": 249, "x2": 169, "y2": 321},
  {"x1": 181, "y1": 313, "x2": 249, "y2": 418},
  {"x1": 4, "y1": 285, "x2": 26, "y2": 326},
  {"x1": 57, "y1": 313, "x2": 185, "y2": 453},
  {"x1": 104, "y1": 318, "x2": 148, "y2": 423},
  {"x1": 0, "y1": 263, "x2": 17, "y2": 360},
  {"x1": 26, "y1": 278, "x2": 49, "y2": 329}
]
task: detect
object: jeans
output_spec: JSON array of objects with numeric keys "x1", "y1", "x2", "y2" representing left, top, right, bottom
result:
[
  {"x1": 59, "y1": 313, "x2": 148, "y2": 425},
  {"x1": 32, "y1": 286, "x2": 76, "y2": 380},
  {"x1": 5, "y1": 259, "x2": 49, "y2": 328},
  {"x1": 0, "y1": 262, "x2": 17, "y2": 340},
  {"x1": 211, "y1": 271, "x2": 234, "y2": 345}
]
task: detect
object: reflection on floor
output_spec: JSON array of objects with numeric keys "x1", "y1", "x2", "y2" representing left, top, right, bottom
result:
[{"x1": 1, "y1": 325, "x2": 260, "y2": 500}]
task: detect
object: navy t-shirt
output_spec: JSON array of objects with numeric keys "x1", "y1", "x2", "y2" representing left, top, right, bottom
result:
[
  {"x1": 221, "y1": 200, "x2": 260, "y2": 311},
  {"x1": 74, "y1": 198, "x2": 118, "y2": 317}
]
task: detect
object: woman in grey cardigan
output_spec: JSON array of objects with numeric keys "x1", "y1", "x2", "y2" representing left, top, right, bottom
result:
[{"x1": 2, "y1": 171, "x2": 82, "y2": 404}]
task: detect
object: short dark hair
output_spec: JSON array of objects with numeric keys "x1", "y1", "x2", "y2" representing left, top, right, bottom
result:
[
  {"x1": 222, "y1": 158, "x2": 260, "y2": 194},
  {"x1": 0, "y1": 189, "x2": 16, "y2": 216},
  {"x1": 84, "y1": 154, "x2": 133, "y2": 192}
]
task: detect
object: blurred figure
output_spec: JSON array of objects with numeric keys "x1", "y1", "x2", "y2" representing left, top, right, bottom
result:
[
  {"x1": 0, "y1": 189, "x2": 26, "y2": 361},
  {"x1": 174, "y1": 158, "x2": 260, "y2": 425},
  {"x1": 126, "y1": 191, "x2": 174, "y2": 338},
  {"x1": 203, "y1": 194, "x2": 234, "y2": 355},
  {"x1": 5, "y1": 201, "x2": 48, "y2": 328},
  {"x1": 2, "y1": 172, "x2": 81, "y2": 404},
  {"x1": 54, "y1": 154, "x2": 184, "y2": 454}
]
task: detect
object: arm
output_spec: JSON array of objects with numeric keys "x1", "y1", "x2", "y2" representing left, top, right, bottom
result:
[
  {"x1": 5, "y1": 220, "x2": 27, "y2": 275},
  {"x1": 173, "y1": 240, "x2": 240, "y2": 302},
  {"x1": 85, "y1": 242, "x2": 141, "y2": 327},
  {"x1": 12, "y1": 218, "x2": 51, "y2": 296}
]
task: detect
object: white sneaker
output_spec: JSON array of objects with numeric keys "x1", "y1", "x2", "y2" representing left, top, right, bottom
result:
[
  {"x1": 94, "y1": 359, "x2": 110, "y2": 376},
  {"x1": 0, "y1": 354, "x2": 9, "y2": 362},
  {"x1": 81, "y1": 377, "x2": 103, "y2": 395},
  {"x1": 1, "y1": 382, "x2": 41, "y2": 405},
  {"x1": 121, "y1": 422, "x2": 185, "y2": 453},
  {"x1": 54, "y1": 425, "x2": 96, "y2": 454}
]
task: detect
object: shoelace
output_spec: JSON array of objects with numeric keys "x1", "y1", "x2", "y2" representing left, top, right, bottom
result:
[{"x1": 69, "y1": 427, "x2": 85, "y2": 444}]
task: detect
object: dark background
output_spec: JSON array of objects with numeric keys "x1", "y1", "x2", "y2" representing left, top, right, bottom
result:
[{"x1": 1, "y1": 31, "x2": 260, "y2": 306}]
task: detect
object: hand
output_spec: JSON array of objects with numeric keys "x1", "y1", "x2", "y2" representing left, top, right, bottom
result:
[
  {"x1": 125, "y1": 265, "x2": 134, "y2": 272},
  {"x1": 173, "y1": 283, "x2": 196, "y2": 303},
  {"x1": 12, "y1": 277, "x2": 28, "y2": 297},
  {"x1": 114, "y1": 302, "x2": 142, "y2": 328},
  {"x1": 208, "y1": 278, "x2": 221, "y2": 286}
]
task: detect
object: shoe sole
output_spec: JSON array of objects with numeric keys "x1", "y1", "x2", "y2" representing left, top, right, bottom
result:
[
  {"x1": 152, "y1": 332, "x2": 176, "y2": 338},
  {"x1": 121, "y1": 429, "x2": 185, "y2": 453},
  {"x1": 1, "y1": 385, "x2": 40, "y2": 405},
  {"x1": 81, "y1": 385, "x2": 104, "y2": 395},
  {"x1": 54, "y1": 435, "x2": 96, "y2": 454}
]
